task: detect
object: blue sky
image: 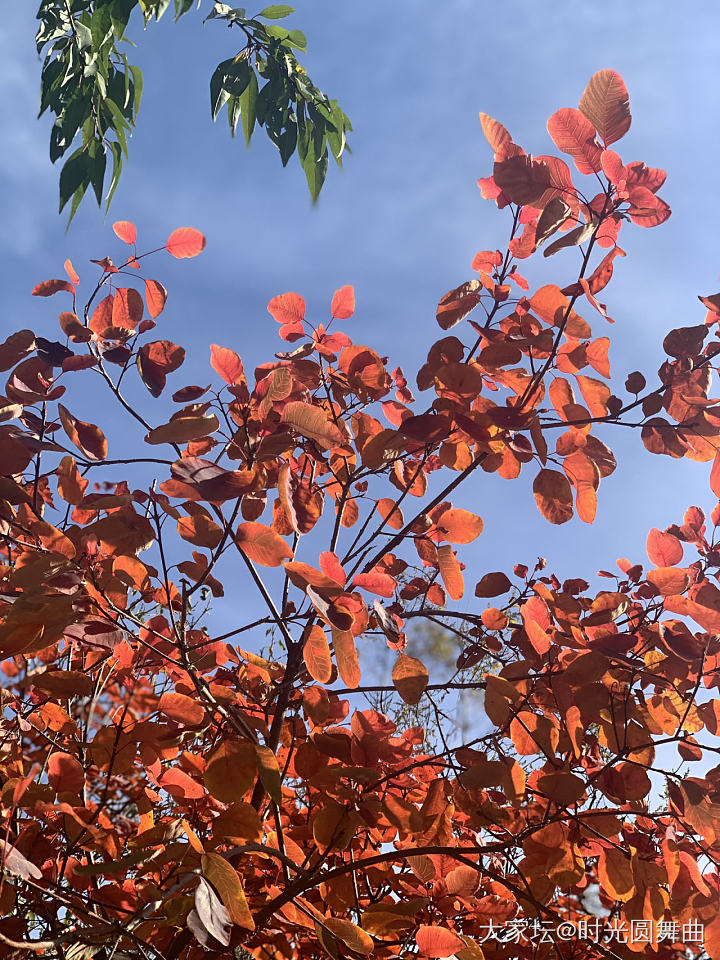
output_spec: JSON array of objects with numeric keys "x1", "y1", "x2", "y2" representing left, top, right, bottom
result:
[{"x1": 4, "y1": 1, "x2": 720, "y2": 640}]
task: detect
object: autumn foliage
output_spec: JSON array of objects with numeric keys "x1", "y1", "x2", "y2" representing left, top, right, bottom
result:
[{"x1": 1, "y1": 70, "x2": 720, "y2": 960}]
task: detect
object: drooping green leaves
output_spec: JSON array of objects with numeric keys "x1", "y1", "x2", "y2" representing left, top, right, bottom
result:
[
  {"x1": 37, "y1": 0, "x2": 350, "y2": 222},
  {"x1": 207, "y1": 5, "x2": 351, "y2": 200}
]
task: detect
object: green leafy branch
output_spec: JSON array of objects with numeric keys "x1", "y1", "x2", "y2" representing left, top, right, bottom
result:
[
  {"x1": 207, "y1": 2, "x2": 351, "y2": 201},
  {"x1": 35, "y1": 0, "x2": 351, "y2": 224}
]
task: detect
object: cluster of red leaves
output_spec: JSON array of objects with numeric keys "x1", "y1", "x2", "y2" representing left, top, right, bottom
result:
[{"x1": 0, "y1": 71, "x2": 719, "y2": 960}]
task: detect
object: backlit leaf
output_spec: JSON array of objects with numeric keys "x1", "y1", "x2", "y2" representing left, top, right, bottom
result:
[
  {"x1": 533, "y1": 469, "x2": 573, "y2": 524},
  {"x1": 416, "y1": 926, "x2": 466, "y2": 958},
  {"x1": 235, "y1": 523, "x2": 293, "y2": 566},
  {"x1": 579, "y1": 69, "x2": 631, "y2": 146},
  {"x1": 113, "y1": 221, "x2": 137, "y2": 244},
  {"x1": 166, "y1": 227, "x2": 206, "y2": 259},
  {"x1": 392, "y1": 654, "x2": 429, "y2": 705}
]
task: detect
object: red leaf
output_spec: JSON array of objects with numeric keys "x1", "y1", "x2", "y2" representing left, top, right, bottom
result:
[
  {"x1": 475, "y1": 572, "x2": 512, "y2": 597},
  {"x1": 712, "y1": 452, "x2": 720, "y2": 499},
  {"x1": 112, "y1": 287, "x2": 144, "y2": 329},
  {"x1": 159, "y1": 767, "x2": 204, "y2": 800},
  {"x1": 268, "y1": 292, "x2": 306, "y2": 326},
  {"x1": 646, "y1": 528, "x2": 683, "y2": 567},
  {"x1": 210, "y1": 344, "x2": 245, "y2": 385},
  {"x1": 436, "y1": 281, "x2": 482, "y2": 330},
  {"x1": 58, "y1": 404, "x2": 107, "y2": 461},
  {"x1": 493, "y1": 154, "x2": 552, "y2": 207},
  {"x1": 478, "y1": 112, "x2": 516, "y2": 159},
  {"x1": 166, "y1": 227, "x2": 206, "y2": 259},
  {"x1": 319, "y1": 551, "x2": 347, "y2": 585},
  {"x1": 416, "y1": 926, "x2": 465, "y2": 958},
  {"x1": 47, "y1": 752, "x2": 84, "y2": 794},
  {"x1": 145, "y1": 279, "x2": 168, "y2": 318},
  {"x1": 533, "y1": 468, "x2": 574, "y2": 524},
  {"x1": 32, "y1": 278, "x2": 74, "y2": 297},
  {"x1": 546, "y1": 108, "x2": 602, "y2": 174},
  {"x1": 331, "y1": 285, "x2": 355, "y2": 319},
  {"x1": 352, "y1": 570, "x2": 397, "y2": 598},
  {"x1": 113, "y1": 220, "x2": 137, "y2": 245},
  {"x1": 579, "y1": 69, "x2": 631, "y2": 146}
]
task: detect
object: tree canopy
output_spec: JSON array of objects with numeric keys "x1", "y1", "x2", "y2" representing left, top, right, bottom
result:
[
  {"x1": 1, "y1": 67, "x2": 720, "y2": 960},
  {"x1": 35, "y1": 0, "x2": 351, "y2": 221}
]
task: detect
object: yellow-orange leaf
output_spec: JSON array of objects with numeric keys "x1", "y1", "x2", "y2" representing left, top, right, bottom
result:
[
  {"x1": 303, "y1": 625, "x2": 333, "y2": 683},
  {"x1": 392, "y1": 654, "x2": 429, "y2": 705}
]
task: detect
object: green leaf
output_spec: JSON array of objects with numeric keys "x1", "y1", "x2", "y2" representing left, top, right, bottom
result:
[
  {"x1": 286, "y1": 29, "x2": 306, "y2": 50},
  {"x1": 87, "y1": 140, "x2": 107, "y2": 205},
  {"x1": 258, "y1": 4, "x2": 294, "y2": 18},
  {"x1": 278, "y1": 115, "x2": 297, "y2": 166},
  {"x1": 265, "y1": 24, "x2": 289, "y2": 40},
  {"x1": 105, "y1": 141, "x2": 123, "y2": 211},
  {"x1": 104, "y1": 98, "x2": 130, "y2": 156},
  {"x1": 59, "y1": 146, "x2": 91, "y2": 213},
  {"x1": 129, "y1": 64, "x2": 144, "y2": 118},
  {"x1": 239, "y1": 69, "x2": 259, "y2": 145},
  {"x1": 302, "y1": 139, "x2": 328, "y2": 202},
  {"x1": 210, "y1": 58, "x2": 235, "y2": 118}
]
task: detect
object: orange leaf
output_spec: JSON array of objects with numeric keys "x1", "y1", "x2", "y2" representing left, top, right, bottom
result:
[
  {"x1": 201, "y1": 853, "x2": 255, "y2": 930},
  {"x1": 158, "y1": 767, "x2": 204, "y2": 800},
  {"x1": 533, "y1": 469, "x2": 573, "y2": 524},
  {"x1": 436, "y1": 281, "x2": 482, "y2": 330},
  {"x1": 159, "y1": 692, "x2": 207, "y2": 727},
  {"x1": 166, "y1": 227, "x2": 206, "y2": 258},
  {"x1": 711, "y1": 452, "x2": 720, "y2": 499},
  {"x1": 438, "y1": 544, "x2": 464, "y2": 600},
  {"x1": 392, "y1": 653, "x2": 429, "y2": 705},
  {"x1": 204, "y1": 741, "x2": 256, "y2": 802},
  {"x1": 416, "y1": 926, "x2": 466, "y2": 958},
  {"x1": 303, "y1": 625, "x2": 333, "y2": 683},
  {"x1": 145, "y1": 413, "x2": 219, "y2": 445},
  {"x1": 145, "y1": 279, "x2": 168, "y2": 318},
  {"x1": 235, "y1": 523, "x2": 293, "y2": 567},
  {"x1": 530, "y1": 285, "x2": 591, "y2": 339},
  {"x1": 333, "y1": 629, "x2": 361, "y2": 688},
  {"x1": 324, "y1": 919, "x2": 373, "y2": 955},
  {"x1": 436, "y1": 508, "x2": 484, "y2": 544},
  {"x1": 478, "y1": 112, "x2": 514, "y2": 158},
  {"x1": 112, "y1": 287, "x2": 144, "y2": 329},
  {"x1": 281, "y1": 401, "x2": 345, "y2": 451}
]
